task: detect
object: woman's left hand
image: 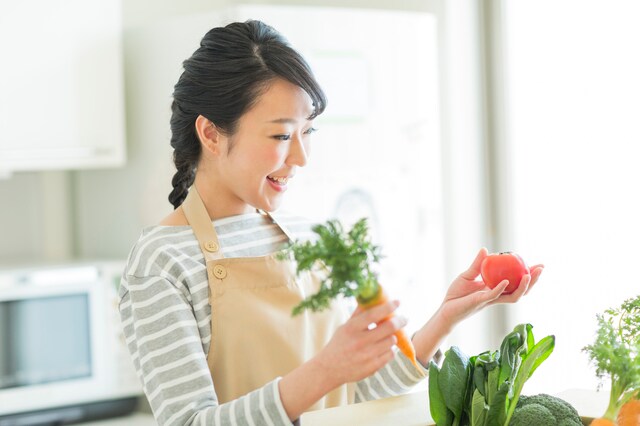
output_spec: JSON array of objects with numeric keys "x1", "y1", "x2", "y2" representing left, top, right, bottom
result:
[{"x1": 437, "y1": 247, "x2": 544, "y2": 326}]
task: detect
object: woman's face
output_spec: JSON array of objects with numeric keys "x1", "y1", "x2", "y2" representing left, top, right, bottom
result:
[{"x1": 213, "y1": 78, "x2": 317, "y2": 214}]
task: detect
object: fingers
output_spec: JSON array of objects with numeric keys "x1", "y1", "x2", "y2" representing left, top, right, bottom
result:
[
  {"x1": 351, "y1": 299, "x2": 399, "y2": 330},
  {"x1": 464, "y1": 280, "x2": 489, "y2": 293},
  {"x1": 459, "y1": 247, "x2": 489, "y2": 281},
  {"x1": 489, "y1": 274, "x2": 531, "y2": 305},
  {"x1": 344, "y1": 301, "x2": 404, "y2": 373},
  {"x1": 512, "y1": 274, "x2": 531, "y2": 298},
  {"x1": 485, "y1": 280, "x2": 510, "y2": 303},
  {"x1": 367, "y1": 315, "x2": 407, "y2": 344},
  {"x1": 366, "y1": 345, "x2": 396, "y2": 372},
  {"x1": 527, "y1": 265, "x2": 544, "y2": 292}
]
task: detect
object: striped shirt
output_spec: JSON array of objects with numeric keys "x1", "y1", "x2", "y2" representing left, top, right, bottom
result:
[{"x1": 119, "y1": 212, "x2": 427, "y2": 426}]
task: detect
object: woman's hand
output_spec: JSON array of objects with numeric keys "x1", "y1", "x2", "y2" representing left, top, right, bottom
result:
[
  {"x1": 315, "y1": 300, "x2": 406, "y2": 387},
  {"x1": 411, "y1": 248, "x2": 544, "y2": 367},
  {"x1": 278, "y1": 300, "x2": 405, "y2": 420},
  {"x1": 438, "y1": 247, "x2": 544, "y2": 326}
]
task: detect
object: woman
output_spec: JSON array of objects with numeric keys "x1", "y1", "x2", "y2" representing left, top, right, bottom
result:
[{"x1": 119, "y1": 20, "x2": 544, "y2": 425}]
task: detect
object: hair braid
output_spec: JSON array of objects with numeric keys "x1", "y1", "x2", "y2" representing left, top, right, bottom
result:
[{"x1": 168, "y1": 100, "x2": 199, "y2": 209}]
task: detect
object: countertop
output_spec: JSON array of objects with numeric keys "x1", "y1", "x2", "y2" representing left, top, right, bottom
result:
[
  {"x1": 300, "y1": 388, "x2": 609, "y2": 426},
  {"x1": 77, "y1": 388, "x2": 609, "y2": 425}
]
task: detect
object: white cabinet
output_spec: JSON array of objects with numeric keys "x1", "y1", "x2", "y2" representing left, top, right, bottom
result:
[{"x1": 0, "y1": 0, "x2": 125, "y2": 174}]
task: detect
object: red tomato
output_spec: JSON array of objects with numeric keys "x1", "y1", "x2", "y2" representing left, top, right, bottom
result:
[{"x1": 480, "y1": 252, "x2": 530, "y2": 294}]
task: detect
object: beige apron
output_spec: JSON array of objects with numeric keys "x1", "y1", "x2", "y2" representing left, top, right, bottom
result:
[{"x1": 182, "y1": 186, "x2": 355, "y2": 411}]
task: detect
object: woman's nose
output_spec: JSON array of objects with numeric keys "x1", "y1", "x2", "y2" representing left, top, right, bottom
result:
[{"x1": 287, "y1": 134, "x2": 309, "y2": 167}]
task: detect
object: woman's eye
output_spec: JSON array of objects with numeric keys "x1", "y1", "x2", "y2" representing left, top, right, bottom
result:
[{"x1": 272, "y1": 128, "x2": 317, "y2": 141}]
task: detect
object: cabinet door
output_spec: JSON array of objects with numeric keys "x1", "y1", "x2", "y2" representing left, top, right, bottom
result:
[{"x1": 0, "y1": 0, "x2": 125, "y2": 174}]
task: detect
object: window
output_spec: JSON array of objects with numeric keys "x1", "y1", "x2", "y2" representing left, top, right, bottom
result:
[{"x1": 503, "y1": 0, "x2": 640, "y2": 394}]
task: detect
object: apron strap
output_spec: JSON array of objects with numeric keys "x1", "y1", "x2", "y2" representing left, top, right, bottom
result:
[
  {"x1": 183, "y1": 185, "x2": 295, "y2": 256},
  {"x1": 182, "y1": 186, "x2": 224, "y2": 262}
]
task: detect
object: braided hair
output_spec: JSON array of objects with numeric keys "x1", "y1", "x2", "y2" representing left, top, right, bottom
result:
[{"x1": 168, "y1": 20, "x2": 327, "y2": 209}]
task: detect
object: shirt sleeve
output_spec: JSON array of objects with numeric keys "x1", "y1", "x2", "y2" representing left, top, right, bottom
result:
[
  {"x1": 354, "y1": 347, "x2": 436, "y2": 403},
  {"x1": 119, "y1": 274, "x2": 293, "y2": 426}
]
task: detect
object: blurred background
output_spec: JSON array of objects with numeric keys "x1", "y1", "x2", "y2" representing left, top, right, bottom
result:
[{"x1": 1, "y1": 0, "x2": 639, "y2": 423}]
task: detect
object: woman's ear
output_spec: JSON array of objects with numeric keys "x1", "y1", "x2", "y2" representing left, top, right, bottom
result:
[{"x1": 195, "y1": 114, "x2": 226, "y2": 156}]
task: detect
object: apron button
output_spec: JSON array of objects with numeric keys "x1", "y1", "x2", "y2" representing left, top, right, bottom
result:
[
  {"x1": 211, "y1": 264, "x2": 227, "y2": 279},
  {"x1": 204, "y1": 241, "x2": 219, "y2": 252}
]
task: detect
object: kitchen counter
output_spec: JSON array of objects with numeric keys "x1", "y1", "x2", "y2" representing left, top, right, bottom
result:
[
  {"x1": 76, "y1": 388, "x2": 610, "y2": 425},
  {"x1": 300, "y1": 388, "x2": 609, "y2": 425}
]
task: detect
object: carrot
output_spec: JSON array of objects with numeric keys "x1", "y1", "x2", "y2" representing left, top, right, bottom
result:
[
  {"x1": 357, "y1": 281, "x2": 422, "y2": 372},
  {"x1": 617, "y1": 399, "x2": 640, "y2": 426},
  {"x1": 590, "y1": 418, "x2": 616, "y2": 426},
  {"x1": 281, "y1": 218, "x2": 424, "y2": 374}
]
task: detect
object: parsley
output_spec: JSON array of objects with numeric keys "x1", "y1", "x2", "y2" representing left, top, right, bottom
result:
[
  {"x1": 582, "y1": 294, "x2": 640, "y2": 420},
  {"x1": 277, "y1": 218, "x2": 383, "y2": 316}
]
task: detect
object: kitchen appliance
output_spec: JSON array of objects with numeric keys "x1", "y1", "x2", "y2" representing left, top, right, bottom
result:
[{"x1": 0, "y1": 262, "x2": 142, "y2": 425}]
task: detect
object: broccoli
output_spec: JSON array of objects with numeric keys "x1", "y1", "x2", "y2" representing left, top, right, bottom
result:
[{"x1": 510, "y1": 394, "x2": 583, "y2": 426}]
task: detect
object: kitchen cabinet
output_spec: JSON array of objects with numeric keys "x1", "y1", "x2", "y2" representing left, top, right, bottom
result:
[{"x1": 0, "y1": 0, "x2": 125, "y2": 175}]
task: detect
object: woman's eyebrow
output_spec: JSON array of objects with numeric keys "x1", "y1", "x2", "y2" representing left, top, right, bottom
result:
[
  {"x1": 268, "y1": 118, "x2": 296, "y2": 124},
  {"x1": 267, "y1": 117, "x2": 312, "y2": 124}
]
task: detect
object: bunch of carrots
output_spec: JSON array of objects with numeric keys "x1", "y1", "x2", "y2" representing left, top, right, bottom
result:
[
  {"x1": 584, "y1": 295, "x2": 640, "y2": 426},
  {"x1": 279, "y1": 218, "x2": 423, "y2": 372}
]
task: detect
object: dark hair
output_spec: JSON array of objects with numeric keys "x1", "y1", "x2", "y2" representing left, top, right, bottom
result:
[{"x1": 168, "y1": 20, "x2": 327, "y2": 209}]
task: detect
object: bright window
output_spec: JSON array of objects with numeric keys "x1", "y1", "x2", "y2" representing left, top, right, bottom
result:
[{"x1": 504, "y1": 0, "x2": 640, "y2": 394}]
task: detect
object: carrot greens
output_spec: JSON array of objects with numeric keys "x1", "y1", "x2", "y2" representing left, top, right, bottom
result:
[
  {"x1": 582, "y1": 294, "x2": 640, "y2": 421},
  {"x1": 278, "y1": 218, "x2": 382, "y2": 316}
]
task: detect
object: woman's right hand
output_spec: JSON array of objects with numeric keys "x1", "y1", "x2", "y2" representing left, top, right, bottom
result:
[
  {"x1": 278, "y1": 300, "x2": 406, "y2": 420},
  {"x1": 315, "y1": 299, "x2": 407, "y2": 388}
]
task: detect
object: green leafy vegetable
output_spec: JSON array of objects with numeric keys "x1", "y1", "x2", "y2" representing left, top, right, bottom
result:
[
  {"x1": 440, "y1": 347, "x2": 471, "y2": 424},
  {"x1": 582, "y1": 294, "x2": 640, "y2": 421},
  {"x1": 428, "y1": 323, "x2": 555, "y2": 426},
  {"x1": 504, "y1": 334, "x2": 555, "y2": 424},
  {"x1": 430, "y1": 361, "x2": 452, "y2": 426},
  {"x1": 277, "y1": 218, "x2": 382, "y2": 315},
  {"x1": 471, "y1": 389, "x2": 488, "y2": 425}
]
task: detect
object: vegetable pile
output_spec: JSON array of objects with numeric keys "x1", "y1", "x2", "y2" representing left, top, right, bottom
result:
[
  {"x1": 279, "y1": 218, "x2": 422, "y2": 371},
  {"x1": 428, "y1": 323, "x2": 566, "y2": 426},
  {"x1": 582, "y1": 294, "x2": 640, "y2": 425}
]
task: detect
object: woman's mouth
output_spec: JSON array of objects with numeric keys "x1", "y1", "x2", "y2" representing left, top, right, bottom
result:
[
  {"x1": 266, "y1": 175, "x2": 290, "y2": 192},
  {"x1": 267, "y1": 176, "x2": 289, "y2": 185}
]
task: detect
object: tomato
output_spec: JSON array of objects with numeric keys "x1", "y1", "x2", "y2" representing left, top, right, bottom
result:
[{"x1": 480, "y1": 252, "x2": 530, "y2": 294}]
